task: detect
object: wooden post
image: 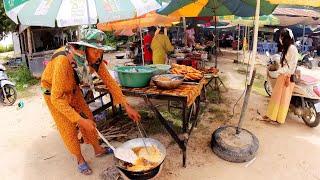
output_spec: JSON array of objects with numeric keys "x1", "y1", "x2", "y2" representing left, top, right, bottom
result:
[
  {"x1": 27, "y1": 27, "x2": 33, "y2": 59},
  {"x1": 31, "y1": 31, "x2": 36, "y2": 53}
]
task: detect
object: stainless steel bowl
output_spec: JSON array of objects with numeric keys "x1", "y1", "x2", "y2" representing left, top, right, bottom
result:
[
  {"x1": 115, "y1": 138, "x2": 166, "y2": 179},
  {"x1": 152, "y1": 74, "x2": 184, "y2": 90}
]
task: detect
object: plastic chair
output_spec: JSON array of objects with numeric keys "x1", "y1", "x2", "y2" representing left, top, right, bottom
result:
[
  {"x1": 257, "y1": 43, "x2": 263, "y2": 53},
  {"x1": 262, "y1": 43, "x2": 269, "y2": 53}
]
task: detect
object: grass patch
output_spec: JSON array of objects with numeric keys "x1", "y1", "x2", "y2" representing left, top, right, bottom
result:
[
  {"x1": 7, "y1": 65, "x2": 39, "y2": 92},
  {"x1": 236, "y1": 67, "x2": 247, "y2": 75},
  {"x1": 206, "y1": 106, "x2": 229, "y2": 122},
  {"x1": 206, "y1": 90, "x2": 220, "y2": 102},
  {"x1": 252, "y1": 72, "x2": 268, "y2": 97}
]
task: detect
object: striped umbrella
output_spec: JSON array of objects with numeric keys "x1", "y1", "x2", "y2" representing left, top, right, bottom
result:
[
  {"x1": 273, "y1": 7, "x2": 320, "y2": 26},
  {"x1": 219, "y1": 15, "x2": 280, "y2": 27},
  {"x1": 3, "y1": 0, "x2": 162, "y2": 27},
  {"x1": 267, "y1": 0, "x2": 320, "y2": 7},
  {"x1": 158, "y1": 0, "x2": 277, "y2": 17}
]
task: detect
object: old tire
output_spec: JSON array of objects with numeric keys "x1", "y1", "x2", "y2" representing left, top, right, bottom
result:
[
  {"x1": 0, "y1": 84, "x2": 17, "y2": 106},
  {"x1": 211, "y1": 126, "x2": 259, "y2": 163},
  {"x1": 302, "y1": 101, "x2": 320, "y2": 128}
]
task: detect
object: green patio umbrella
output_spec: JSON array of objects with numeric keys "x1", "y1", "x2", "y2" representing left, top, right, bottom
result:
[
  {"x1": 158, "y1": 0, "x2": 277, "y2": 17},
  {"x1": 219, "y1": 15, "x2": 280, "y2": 27},
  {"x1": 3, "y1": 0, "x2": 162, "y2": 27}
]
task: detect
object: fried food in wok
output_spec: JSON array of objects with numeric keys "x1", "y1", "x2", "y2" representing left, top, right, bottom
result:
[{"x1": 126, "y1": 146, "x2": 163, "y2": 172}]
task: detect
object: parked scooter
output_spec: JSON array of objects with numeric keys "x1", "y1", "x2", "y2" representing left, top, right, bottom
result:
[
  {"x1": 295, "y1": 41, "x2": 316, "y2": 69},
  {"x1": 298, "y1": 52, "x2": 314, "y2": 69},
  {"x1": 0, "y1": 63, "x2": 17, "y2": 105},
  {"x1": 264, "y1": 52, "x2": 320, "y2": 127}
]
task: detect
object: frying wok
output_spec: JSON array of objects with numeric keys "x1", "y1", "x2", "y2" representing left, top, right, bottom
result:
[{"x1": 114, "y1": 138, "x2": 166, "y2": 180}]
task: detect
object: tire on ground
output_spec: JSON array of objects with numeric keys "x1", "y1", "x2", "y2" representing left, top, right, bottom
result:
[{"x1": 211, "y1": 126, "x2": 259, "y2": 163}]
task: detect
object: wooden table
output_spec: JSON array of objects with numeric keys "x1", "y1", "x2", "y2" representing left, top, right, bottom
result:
[{"x1": 95, "y1": 81, "x2": 205, "y2": 167}]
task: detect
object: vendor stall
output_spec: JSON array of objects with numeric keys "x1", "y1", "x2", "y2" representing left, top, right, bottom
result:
[{"x1": 92, "y1": 64, "x2": 220, "y2": 167}]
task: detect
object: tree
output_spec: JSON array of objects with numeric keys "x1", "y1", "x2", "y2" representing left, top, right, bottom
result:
[{"x1": 0, "y1": 1, "x2": 17, "y2": 40}]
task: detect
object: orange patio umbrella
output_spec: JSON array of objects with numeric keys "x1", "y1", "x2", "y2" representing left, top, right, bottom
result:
[{"x1": 97, "y1": 11, "x2": 179, "y2": 31}]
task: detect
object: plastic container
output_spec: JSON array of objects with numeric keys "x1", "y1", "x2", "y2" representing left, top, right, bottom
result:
[
  {"x1": 115, "y1": 66, "x2": 155, "y2": 88},
  {"x1": 146, "y1": 64, "x2": 171, "y2": 75}
]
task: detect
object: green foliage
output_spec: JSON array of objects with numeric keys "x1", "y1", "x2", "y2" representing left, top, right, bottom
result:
[
  {"x1": 0, "y1": 2, "x2": 17, "y2": 40},
  {"x1": 104, "y1": 31, "x2": 117, "y2": 48},
  {"x1": 7, "y1": 65, "x2": 38, "y2": 91},
  {"x1": 0, "y1": 44, "x2": 13, "y2": 53}
]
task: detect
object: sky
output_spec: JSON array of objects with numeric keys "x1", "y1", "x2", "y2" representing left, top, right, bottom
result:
[{"x1": 0, "y1": 33, "x2": 13, "y2": 46}]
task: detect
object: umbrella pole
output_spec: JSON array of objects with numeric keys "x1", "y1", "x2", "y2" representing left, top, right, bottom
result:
[
  {"x1": 214, "y1": 15, "x2": 218, "y2": 68},
  {"x1": 183, "y1": 17, "x2": 187, "y2": 46},
  {"x1": 139, "y1": 27, "x2": 145, "y2": 66},
  {"x1": 302, "y1": 25, "x2": 306, "y2": 45},
  {"x1": 86, "y1": 0, "x2": 91, "y2": 29},
  {"x1": 236, "y1": 24, "x2": 240, "y2": 63},
  {"x1": 236, "y1": 0, "x2": 260, "y2": 134}
]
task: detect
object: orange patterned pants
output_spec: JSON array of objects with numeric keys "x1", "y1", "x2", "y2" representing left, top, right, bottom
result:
[{"x1": 44, "y1": 88, "x2": 98, "y2": 157}]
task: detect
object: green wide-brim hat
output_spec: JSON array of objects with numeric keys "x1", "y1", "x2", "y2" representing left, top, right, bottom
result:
[{"x1": 68, "y1": 28, "x2": 115, "y2": 51}]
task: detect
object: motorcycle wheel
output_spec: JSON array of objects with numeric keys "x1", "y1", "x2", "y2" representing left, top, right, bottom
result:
[
  {"x1": 264, "y1": 81, "x2": 272, "y2": 97},
  {"x1": 0, "y1": 84, "x2": 17, "y2": 106},
  {"x1": 302, "y1": 101, "x2": 320, "y2": 128}
]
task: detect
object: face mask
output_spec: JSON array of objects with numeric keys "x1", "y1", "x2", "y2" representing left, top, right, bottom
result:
[{"x1": 67, "y1": 45, "x2": 94, "y2": 89}]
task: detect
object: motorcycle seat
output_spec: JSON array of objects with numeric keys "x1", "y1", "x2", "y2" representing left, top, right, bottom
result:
[{"x1": 299, "y1": 75, "x2": 318, "y2": 85}]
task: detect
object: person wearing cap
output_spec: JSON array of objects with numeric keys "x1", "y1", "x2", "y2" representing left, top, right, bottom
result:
[
  {"x1": 265, "y1": 28, "x2": 298, "y2": 124},
  {"x1": 151, "y1": 27, "x2": 174, "y2": 64},
  {"x1": 41, "y1": 29, "x2": 141, "y2": 175}
]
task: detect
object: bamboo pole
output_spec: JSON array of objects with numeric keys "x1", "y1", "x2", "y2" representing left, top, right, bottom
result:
[{"x1": 139, "y1": 27, "x2": 145, "y2": 66}]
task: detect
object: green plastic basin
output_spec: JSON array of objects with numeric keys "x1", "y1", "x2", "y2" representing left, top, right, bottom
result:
[{"x1": 115, "y1": 66, "x2": 156, "y2": 88}]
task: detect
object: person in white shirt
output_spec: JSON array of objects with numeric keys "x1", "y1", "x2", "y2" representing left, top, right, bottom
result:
[{"x1": 265, "y1": 28, "x2": 299, "y2": 124}]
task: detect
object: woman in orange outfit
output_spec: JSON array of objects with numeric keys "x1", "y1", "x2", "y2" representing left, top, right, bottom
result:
[{"x1": 41, "y1": 29, "x2": 140, "y2": 175}]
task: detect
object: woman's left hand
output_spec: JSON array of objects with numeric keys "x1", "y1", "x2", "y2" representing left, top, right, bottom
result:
[{"x1": 124, "y1": 103, "x2": 141, "y2": 122}]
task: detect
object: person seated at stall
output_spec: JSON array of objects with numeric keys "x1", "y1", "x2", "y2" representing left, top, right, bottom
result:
[
  {"x1": 151, "y1": 27, "x2": 174, "y2": 64},
  {"x1": 41, "y1": 29, "x2": 141, "y2": 175},
  {"x1": 143, "y1": 26, "x2": 156, "y2": 65}
]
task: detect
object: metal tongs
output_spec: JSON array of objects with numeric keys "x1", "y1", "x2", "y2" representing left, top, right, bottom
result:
[{"x1": 136, "y1": 121, "x2": 150, "y2": 155}]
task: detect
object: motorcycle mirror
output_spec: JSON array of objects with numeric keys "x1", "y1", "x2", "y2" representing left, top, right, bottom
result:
[{"x1": 266, "y1": 51, "x2": 270, "y2": 57}]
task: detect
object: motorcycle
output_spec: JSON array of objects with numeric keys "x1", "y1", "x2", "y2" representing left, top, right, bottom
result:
[
  {"x1": 298, "y1": 52, "x2": 314, "y2": 69},
  {"x1": 295, "y1": 41, "x2": 316, "y2": 69},
  {"x1": 0, "y1": 63, "x2": 17, "y2": 106},
  {"x1": 264, "y1": 52, "x2": 320, "y2": 127}
]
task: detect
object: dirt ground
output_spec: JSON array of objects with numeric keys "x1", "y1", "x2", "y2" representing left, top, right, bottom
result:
[{"x1": 1, "y1": 51, "x2": 320, "y2": 180}]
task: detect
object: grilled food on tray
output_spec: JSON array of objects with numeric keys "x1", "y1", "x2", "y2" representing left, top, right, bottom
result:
[{"x1": 170, "y1": 64, "x2": 203, "y2": 81}]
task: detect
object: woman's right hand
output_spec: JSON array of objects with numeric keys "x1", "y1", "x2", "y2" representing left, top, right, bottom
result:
[{"x1": 78, "y1": 118, "x2": 96, "y2": 132}]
